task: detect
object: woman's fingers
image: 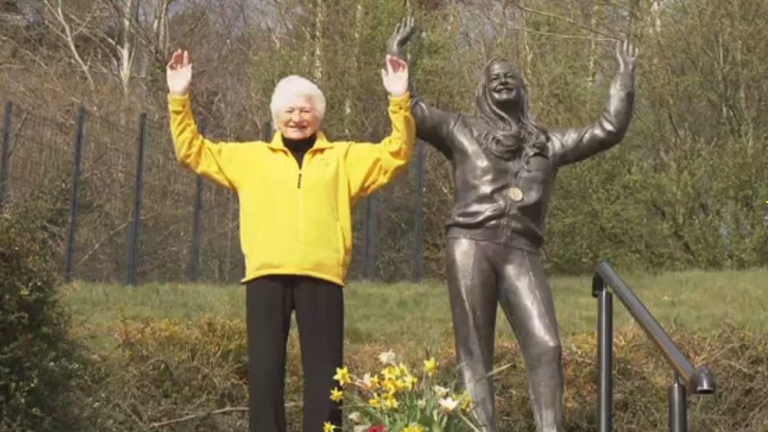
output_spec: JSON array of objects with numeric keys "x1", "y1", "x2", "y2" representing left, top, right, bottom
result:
[
  {"x1": 168, "y1": 50, "x2": 188, "y2": 70},
  {"x1": 387, "y1": 55, "x2": 407, "y2": 73},
  {"x1": 167, "y1": 49, "x2": 179, "y2": 70}
]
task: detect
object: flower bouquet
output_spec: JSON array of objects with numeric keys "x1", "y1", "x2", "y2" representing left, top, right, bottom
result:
[{"x1": 323, "y1": 350, "x2": 483, "y2": 432}]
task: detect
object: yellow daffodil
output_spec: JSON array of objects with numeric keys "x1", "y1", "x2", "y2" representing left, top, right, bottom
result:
[
  {"x1": 423, "y1": 357, "x2": 438, "y2": 377},
  {"x1": 330, "y1": 387, "x2": 343, "y2": 402},
  {"x1": 384, "y1": 379, "x2": 400, "y2": 396},
  {"x1": 333, "y1": 367, "x2": 351, "y2": 386},
  {"x1": 323, "y1": 422, "x2": 336, "y2": 432},
  {"x1": 402, "y1": 424, "x2": 426, "y2": 432},
  {"x1": 384, "y1": 394, "x2": 399, "y2": 409},
  {"x1": 382, "y1": 366, "x2": 397, "y2": 381},
  {"x1": 369, "y1": 374, "x2": 380, "y2": 389},
  {"x1": 403, "y1": 374, "x2": 418, "y2": 390},
  {"x1": 360, "y1": 373, "x2": 380, "y2": 390},
  {"x1": 461, "y1": 394, "x2": 472, "y2": 412},
  {"x1": 397, "y1": 379, "x2": 408, "y2": 391},
  {"x1": 397, "y1": 363, "x2": 409, "y2": 376},
  {"x1": 369, "y1": 396, "x2": 382, "y2": 408}
]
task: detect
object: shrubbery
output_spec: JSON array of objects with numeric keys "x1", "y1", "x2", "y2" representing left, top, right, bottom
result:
[
  {"x1": 0, "y1": 211, "x2": 88, "y2": 432},
  {"x1": 1, "y1": 210, "x2": 764, "y2": 432},
  {"x1": 79, "y1": 317, "x2": 765, "y2": 432}
]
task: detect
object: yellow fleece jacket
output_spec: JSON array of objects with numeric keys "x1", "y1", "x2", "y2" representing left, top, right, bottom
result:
[{"x1": 168, "y1": 93, "x2": 415, "y2": 286}]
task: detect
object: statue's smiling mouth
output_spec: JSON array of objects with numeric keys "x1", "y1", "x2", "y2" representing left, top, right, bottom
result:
[
  {"x1": 493, "y1": 84, "x2": 517, "y2": 93},
  {"x1": 492, "y1": 86, "x2": 518, "y2": 102}
]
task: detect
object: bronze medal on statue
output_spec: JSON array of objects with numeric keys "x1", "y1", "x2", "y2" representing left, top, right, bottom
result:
[{"x1": 508, "y1": 187, "x2": 524, "y2": 202}]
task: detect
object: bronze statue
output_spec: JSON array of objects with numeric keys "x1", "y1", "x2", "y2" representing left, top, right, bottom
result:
[{"x1": 387, "y1": 17, "x2": 638, "y2": 432}]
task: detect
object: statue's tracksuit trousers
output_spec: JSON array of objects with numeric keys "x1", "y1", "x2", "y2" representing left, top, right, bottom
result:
[{"x1": 446, "y1": 237, "x2": 565, "y2": 432}]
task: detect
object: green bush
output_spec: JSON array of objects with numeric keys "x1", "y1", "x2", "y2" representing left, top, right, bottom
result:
[
  {"x1": 0, "y1": 211, "x2": 87, "y2": 432},
  {"x1": 80, "y1": 316, "x2": 766, "y2": 432}
]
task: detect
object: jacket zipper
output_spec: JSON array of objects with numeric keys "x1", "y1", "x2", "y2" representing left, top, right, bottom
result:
[{"x1": 295, "y1": 150, "x2": 313, "y2": 269}]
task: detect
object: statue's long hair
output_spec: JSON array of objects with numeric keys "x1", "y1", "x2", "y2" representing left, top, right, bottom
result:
[{"x1": 474, "y1": 58, "x2": 549, "y2": 159}]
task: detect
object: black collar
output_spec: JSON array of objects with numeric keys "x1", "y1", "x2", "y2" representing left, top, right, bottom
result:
[{"x1": 283, "y1": 134, "x2": 317, "y2": 151}]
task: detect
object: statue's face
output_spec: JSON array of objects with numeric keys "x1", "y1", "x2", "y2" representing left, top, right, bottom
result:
[{"x1": 487, "y1": 61, "x2": 522, "y2": 107}]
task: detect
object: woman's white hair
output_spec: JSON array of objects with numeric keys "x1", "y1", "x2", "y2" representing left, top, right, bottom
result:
[{"x1": 269, "y1": 75, "x2": 326, "y2": 129}]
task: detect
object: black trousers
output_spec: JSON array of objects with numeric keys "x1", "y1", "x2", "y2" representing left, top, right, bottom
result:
[{"x1": 246, "y1": 275, "x2": 344, "y2": 432}]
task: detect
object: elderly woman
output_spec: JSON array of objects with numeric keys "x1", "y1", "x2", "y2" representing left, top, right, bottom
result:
[{"x1": 166, "y1": 50, "x2": 414, "y2": 432}]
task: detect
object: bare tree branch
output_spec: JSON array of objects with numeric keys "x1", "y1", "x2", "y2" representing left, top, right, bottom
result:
[
  {"x1": 149, "y1": 403, "x2": 300, "y2": 429},
  {"x1": 40, "y1": 0, "x2": 96, "y2": 89},
  {"x1": 506, "y1": 0, "x2": 616, "y2": 39}
]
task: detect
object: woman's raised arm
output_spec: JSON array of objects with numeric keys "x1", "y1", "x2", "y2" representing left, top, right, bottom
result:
[{"x1": 167, "y1": 50, "x2": 241, "y2": 190}]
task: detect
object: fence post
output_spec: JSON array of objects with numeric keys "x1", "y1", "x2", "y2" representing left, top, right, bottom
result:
[
  {"x1": 0, "y1": 102, "x2": 13, "y2": 212},
  {"x1": 188, "y1": 121, "x2": 206, "y2": 282},
  {"x1": 412, "y1": 140, "x2": 425, "y2": 282},
  {"x1": 188, "y1": 176, "x2": 204, "y2": 281},
  {"x1": 64, "y1": 107, "x2": 86, "y2": 283},
  {"x1": 125, "y1": 112, "x2": 147, "y2": 286}
]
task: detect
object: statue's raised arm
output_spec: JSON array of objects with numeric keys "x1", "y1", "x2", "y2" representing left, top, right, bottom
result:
[
  {"x1": 549, "y1": 40, "x2": 639, "y2": 167},
  {"x1": 386, "y1": 16, "x2": 456, "y2": 158}
]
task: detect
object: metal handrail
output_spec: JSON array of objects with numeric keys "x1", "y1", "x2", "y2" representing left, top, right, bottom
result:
[{"x1": 591, "y1": 261, "x2": 717, "y2": 432}]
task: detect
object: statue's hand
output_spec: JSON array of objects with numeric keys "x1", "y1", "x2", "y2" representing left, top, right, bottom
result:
[
  {"x1": 616, "y1": 40, "x2": 639, "y2": 75},
  {"x1": 387, "y1": 16, "x2": 416, "y2": 60}
]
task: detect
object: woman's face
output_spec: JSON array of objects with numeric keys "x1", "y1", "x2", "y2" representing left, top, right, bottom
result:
[{"x1": 276, "y1": 95, "x2": 320, "y2": 140}]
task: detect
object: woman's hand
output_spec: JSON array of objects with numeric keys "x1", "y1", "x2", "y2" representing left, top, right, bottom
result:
[
  {"x1": 167, "y1": 49, "x2": 192, "y2": 96},
  {"x1": 381, "y1": 55, "x2": 409, "y2": 98}
]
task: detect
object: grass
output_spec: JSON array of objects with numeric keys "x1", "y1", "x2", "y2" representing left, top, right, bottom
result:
[{"x1": 63, "y1": 268, "x2": 768, "y2": 356}]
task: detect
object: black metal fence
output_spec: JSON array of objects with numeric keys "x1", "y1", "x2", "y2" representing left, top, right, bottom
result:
[{"x1": 0, "y1": 100, "x2": 428, "y2": 285}]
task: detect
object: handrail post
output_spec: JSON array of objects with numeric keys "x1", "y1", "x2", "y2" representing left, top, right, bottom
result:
[
  {"x1": 669, "y1": 375, "x2": 687, "y2": 432},
  {"x1": 593, "y1": 261, "x2": 716, "y2": 432},
  {"x1": 593, "y1": 274, "x2": 613, "y2": 432}
]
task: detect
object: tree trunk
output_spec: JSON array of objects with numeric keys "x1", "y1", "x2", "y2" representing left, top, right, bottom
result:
[
  {"x1": 344, "y1": 0, "x2": 364, "y2": 135},
  {"x1": 588, "y1": 0, "x2": 599, "y2": 87},
  {"x1": 43, "y1": 0, "x2": 96, "y2": 90},
  {"x1": 313, "y1": 0, "x2": 325, "y2": 83},
  {"x1": 519, "y1": 0, "x2": 533, "y2": 79},
  {"x1": 116, "y1": 0, "x2": 136, "y2": 96},
  {"x1": 151, "y1": 0, "x2": 172, "y2": 68}
]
